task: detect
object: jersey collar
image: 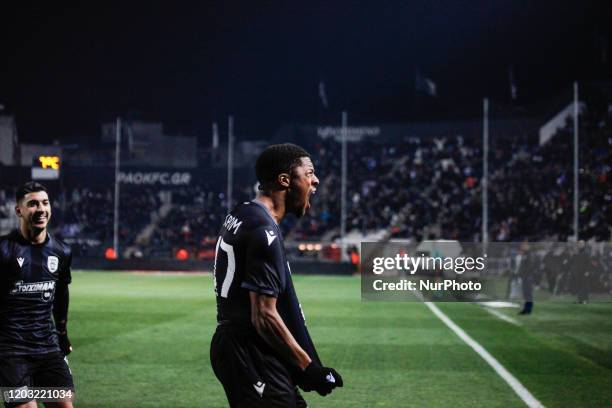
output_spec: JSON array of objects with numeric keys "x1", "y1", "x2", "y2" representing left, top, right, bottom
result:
[
  {"x1": 13, "y1": 228, "x2": 51, "y2": 246},
  {"x1": 251, "y1": 199, "x2": 278, "y2": 226}
]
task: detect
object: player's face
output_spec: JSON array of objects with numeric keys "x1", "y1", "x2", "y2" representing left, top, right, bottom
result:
[
  {"x1": 287, "y1": 157, "x2": 319, "y2": 217},
  {"x1": 16, "y1": 191, "x2": 52, "y2": 232}
]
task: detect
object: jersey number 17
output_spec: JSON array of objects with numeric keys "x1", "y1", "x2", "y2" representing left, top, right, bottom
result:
[{"x1": 213, "y1": 237, "x2": 236, "y2": 298}]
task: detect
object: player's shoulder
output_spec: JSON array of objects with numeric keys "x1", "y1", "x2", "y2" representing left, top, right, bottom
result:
[
  {"x1": 48, "y1": 233, "x2": 72, "y2": 257},
  {"x1": 0, "y1": 232, "x2": 9, "y2": 253},
  {"x1": 0, "y1": 230, "x2": 20, "y2": 259},
  {"x1": 0, "y1": 229, "x2": 19, "y2": 246},
  {"x1": 226, "y1": 201, "x2": 276, "y2": 232}
]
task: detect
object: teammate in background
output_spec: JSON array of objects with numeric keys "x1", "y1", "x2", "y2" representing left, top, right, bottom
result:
[
  {"x1": 210, "y1": 144, "x2": 343, "y2": 407},
  {"x1": 518, "y1": 245, "x2": 535, "y2": 315},
  {"x1": 0, "y1": 182, "x2": 74, "y2": 408}
]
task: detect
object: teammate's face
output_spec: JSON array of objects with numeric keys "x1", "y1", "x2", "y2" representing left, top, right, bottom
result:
[
  {"x1": 15, "y1": 191, "x2": 52, "y2": 232},
  {"x1": 287, "y1": 157, "x2": 319, "y2": 217}
]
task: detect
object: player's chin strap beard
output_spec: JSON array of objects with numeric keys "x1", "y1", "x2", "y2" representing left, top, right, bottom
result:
[{"x1": 286, "y1": 181, "x2": 303, "y2": 217}]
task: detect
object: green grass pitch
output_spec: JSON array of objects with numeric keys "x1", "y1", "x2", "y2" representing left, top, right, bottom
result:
[{"x1": 66, "y1": 271, "x2": 612, "y2": 407}]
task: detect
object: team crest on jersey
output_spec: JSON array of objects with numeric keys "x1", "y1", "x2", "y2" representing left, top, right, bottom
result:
[{"x1": 47, "y1": 256, "x2": 59, "y2": 273}]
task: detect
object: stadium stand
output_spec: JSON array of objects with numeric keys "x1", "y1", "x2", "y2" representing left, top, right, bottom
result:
[
  {"x1": 1, "y1": 99, "x2": 609, "y2": 259},
  {"x1": 289, "y1": 103, "x2": 610, "y2": 243}
]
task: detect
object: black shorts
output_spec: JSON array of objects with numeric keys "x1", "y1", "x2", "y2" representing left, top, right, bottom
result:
[
  {"x1": 0, "y1": 352, "x2": 74, "y2": 408},
  {"x1": 210, "y1": 325, "x2": 307, "y2": 408}
]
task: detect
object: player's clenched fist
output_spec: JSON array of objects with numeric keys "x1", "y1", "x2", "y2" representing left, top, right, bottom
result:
[{"x1": 298, "y1": 362, "x2": 344, "y2": 396}]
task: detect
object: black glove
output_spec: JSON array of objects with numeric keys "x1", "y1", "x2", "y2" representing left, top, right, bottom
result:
[
  {"x1": 298, "y1": 362, "x2": 343, "y2": 396},
  {"x1": 56, "y1": 322, "x2": 73, "y2": 356}
]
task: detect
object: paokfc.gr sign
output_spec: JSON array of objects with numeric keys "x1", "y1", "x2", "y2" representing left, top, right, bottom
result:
[{"x1": 118, "y1": 171, "x2": 191, "y2": 186}]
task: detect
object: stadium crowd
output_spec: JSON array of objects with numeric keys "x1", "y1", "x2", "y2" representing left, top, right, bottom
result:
[
  {"x1": 291, "y1": 103, "x2": 610, "y2": 243},
  {"x1": 148, "y1": 185, "x2": 230, "y2": 258},
  {"x1": 0, "y1": 102, "x2": 609, "y2": 259}
]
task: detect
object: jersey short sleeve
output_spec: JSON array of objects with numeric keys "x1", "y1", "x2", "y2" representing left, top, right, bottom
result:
[
  {"x1": 0, "y1": 238, "x2": 9, "y2": 282},
  {"x1": 241, "y1": 225, "x2": 285, "y2": 297}
]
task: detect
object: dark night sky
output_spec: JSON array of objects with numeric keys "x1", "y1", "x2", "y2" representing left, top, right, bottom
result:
[{"x1": 0, "y1": 1, "x2": 609, "y2": 143}]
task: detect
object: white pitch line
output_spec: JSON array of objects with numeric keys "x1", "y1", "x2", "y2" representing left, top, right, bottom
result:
[
  {"x1": 424, "y1": 302, "x2": 544, "y2": 408},
  {"x1": 482, "y1": 306, "x2": 521, "y2": 326}
]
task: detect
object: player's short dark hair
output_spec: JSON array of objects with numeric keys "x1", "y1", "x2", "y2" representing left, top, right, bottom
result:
[
  {"x1": 255, "y1": 143, "x2": 310, "y2": 188},
  {"x1": 16, "y1": 181, "x2": 47, "y2": 203}
]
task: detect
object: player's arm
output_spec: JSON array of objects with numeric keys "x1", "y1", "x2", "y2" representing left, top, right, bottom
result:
[
  {"x1": 249, "y1": 292, "x2": 342, "y2": 396},
  {"x1": 53, "y1": 250, "x2": 73, "y2": 355},
  {"x1": 250, "y1": 292, "x2": 311, "y2": 370},
  {"x1": 243, "y1": 225, "x2": 308, "y2": 369},
  {"x1": 53, "y1": 281, "x2": 72, "y2": 355},
  {"x1": 243, "y1": 226, "x2": 342, "y2": 395}
]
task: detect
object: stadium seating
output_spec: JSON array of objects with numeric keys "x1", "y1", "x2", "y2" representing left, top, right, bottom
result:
[
  {"x1": 4, "y1": 101, "x2": 607, "y2": 259},
  {"x1": 294, "y1": 103, "x2": 610, "y2": 243}
]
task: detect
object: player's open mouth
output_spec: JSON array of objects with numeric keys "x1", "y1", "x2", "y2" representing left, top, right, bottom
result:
[{"x1": 306, "y1": 189, "x2": 316, "y2": 209}]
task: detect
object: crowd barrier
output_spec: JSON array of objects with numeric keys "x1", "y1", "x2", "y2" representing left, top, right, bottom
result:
[{"x1": 73, "y1": 257, "x2": 356, "y2": 275}]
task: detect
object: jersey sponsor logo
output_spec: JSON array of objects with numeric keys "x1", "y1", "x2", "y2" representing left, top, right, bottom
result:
[
  {"x1": 222, "y1": 214, "x2": 243, "y2": 235},
  {"x1": 253, "y1": 381, "x2": 265, "y2": 397},
  {"x1": 47, "y1": 256, "x2": 59, "y2": 273},
  {"x1": 17, "y1": 257, "x2": 25, "y2": 267},
  {"x1": 265, "y1": 230, "x2": 276, "y2": 246},
  {"x1": 10, "y1": 280, "x2": 56, "y2": 302}
]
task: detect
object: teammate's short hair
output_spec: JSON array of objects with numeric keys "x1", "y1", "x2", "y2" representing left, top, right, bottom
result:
[
  {"x1": 16, "y1": 181, "x2": 47, "y2": 203},
  {"x1": 255, "y1": 144, "x2": 310, "y2": 189}
]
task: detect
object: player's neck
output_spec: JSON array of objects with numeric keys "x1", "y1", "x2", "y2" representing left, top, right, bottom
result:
[
  {"x1": 254, "y1": 193, "x2": 284, "y2": 224},
  {"x1": 19, "y1": 224, "x2": 47, "y2": 245}
]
